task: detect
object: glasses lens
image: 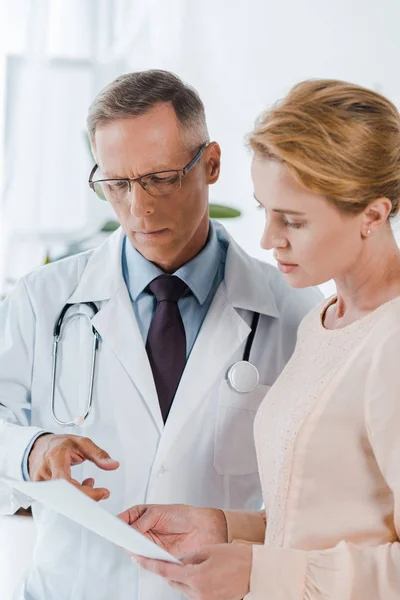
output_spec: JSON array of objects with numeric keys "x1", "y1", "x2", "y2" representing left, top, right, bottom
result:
[
  {"x1": 93, "y1": 180, "x2": 130, "y2": 202},
  {"x1": 141, "y1": 172, "x2": 182, "y2": 196},
  {"x1": 92, "y1": 182, "x2": 107, "y2": 201}
]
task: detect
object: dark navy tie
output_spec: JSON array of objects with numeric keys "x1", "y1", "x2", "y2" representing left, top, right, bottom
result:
[{"x1": 146, "y1": 275, "x2": 188, "y2": 422}]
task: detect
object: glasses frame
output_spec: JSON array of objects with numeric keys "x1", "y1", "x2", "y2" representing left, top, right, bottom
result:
[{"x1": 88, "y1": 141, "x2": 209, "y2": 198}]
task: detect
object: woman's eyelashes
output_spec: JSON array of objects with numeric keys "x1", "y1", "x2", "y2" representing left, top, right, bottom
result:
[
  {"x1": 282, "y1": 218, "x2": 305, "y2": 229},
  {"x1": 255, "y1": 201, "x2": 305, "y2": 229}
]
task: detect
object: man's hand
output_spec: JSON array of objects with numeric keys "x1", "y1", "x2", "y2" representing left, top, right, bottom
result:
[
  {"x1": 118, "y1": 504, "x2": 228, "y2": 557},
  {"x1": 28, "y1": 433, "x2": 119, "y2": 501}
]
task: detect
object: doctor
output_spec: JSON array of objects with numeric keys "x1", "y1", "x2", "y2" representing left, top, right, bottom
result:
[{"x1": 0, "y1": 69, "x2": 320, "y2": 600}]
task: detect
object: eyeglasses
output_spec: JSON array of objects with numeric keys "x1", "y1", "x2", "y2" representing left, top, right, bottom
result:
[{"x1": 88, "y1": 142, "x2": 209, "y2": 201}]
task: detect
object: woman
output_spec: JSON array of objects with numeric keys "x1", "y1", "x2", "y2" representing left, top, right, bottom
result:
[{"x1": 120, "y1": 79, "x2": 400, "y2": 599}]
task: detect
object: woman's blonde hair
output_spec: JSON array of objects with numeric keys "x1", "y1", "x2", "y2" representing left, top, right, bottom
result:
[{"x1": 249, "y1": 79, "x2": 400, "y2": 217}]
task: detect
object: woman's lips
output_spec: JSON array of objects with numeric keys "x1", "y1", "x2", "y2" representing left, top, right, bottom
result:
[{"x1": 277, "y1": 260, "x2": 298, "y2": 274}]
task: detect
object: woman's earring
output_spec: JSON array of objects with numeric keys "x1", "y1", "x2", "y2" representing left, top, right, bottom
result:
[{"x1": 367, "y1": 229, "x2": 371, "y2": 236}]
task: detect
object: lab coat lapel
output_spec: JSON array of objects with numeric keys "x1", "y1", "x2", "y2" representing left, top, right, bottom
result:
[
  {"x1": 91, "y1": 287, "x2": 163, "y2": 432},
  {"x1": 152, "y1": 282, "x2": 250, "y2": 465},
  {"x1": 66, "y1": 228, "x2": 163, "y2": 432}
]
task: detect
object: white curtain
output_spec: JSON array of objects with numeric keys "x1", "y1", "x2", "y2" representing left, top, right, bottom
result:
[{"x1": 2, "y1": 0, "x2": 117, "y2": 290}]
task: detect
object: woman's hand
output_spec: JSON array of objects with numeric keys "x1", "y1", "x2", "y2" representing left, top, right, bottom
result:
[
  {"x1": 118, "y1": 504, "x2": 228, "y2": 557},
  {"x1": 134, "y1": 543, "x2": 252, "y2": 600}
]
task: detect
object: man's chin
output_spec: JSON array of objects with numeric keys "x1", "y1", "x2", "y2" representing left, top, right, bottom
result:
[
  {"x1": 127, "y1": 229, "x2": 170, "y2": 250},
  {"x1": 129, "y1": 236, "x2": 177, "y2": 268}
]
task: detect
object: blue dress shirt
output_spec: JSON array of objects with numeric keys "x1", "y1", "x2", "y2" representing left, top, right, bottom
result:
[{"x1": 122, "y1": 220, "x2": 227, "y2": 357}]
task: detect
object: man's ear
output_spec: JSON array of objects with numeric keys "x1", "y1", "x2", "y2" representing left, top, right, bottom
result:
[{"x1": 205, "y1": 142, "x2": 221, "y2": 184}]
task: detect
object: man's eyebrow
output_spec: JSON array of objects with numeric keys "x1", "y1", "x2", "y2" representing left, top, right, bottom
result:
[
  {"x1": 102, "y1": 173, "x2": 125, "y2": 179},
  {"x1": 253, "y1": 194, "x2": 305, "y2": 215},
  {"x1": 102, "y1": 165, "x2": 175, "y2": 179}
]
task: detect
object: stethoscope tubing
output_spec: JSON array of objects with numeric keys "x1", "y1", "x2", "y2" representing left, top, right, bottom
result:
[{"x1": 51, "y1": 302, "x2": 100, "y2": 427}]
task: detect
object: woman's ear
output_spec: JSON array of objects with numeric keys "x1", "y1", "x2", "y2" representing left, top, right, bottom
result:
[{"x1": 361, "y1": 197, "x2": 392, "y2": 237}]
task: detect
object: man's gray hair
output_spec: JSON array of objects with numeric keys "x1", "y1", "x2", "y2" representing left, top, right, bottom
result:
[{"x1": 87, "y1": 69, "x2": 209, "y2": 147}]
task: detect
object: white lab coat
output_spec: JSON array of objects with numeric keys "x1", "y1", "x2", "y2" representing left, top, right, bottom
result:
[{"x1": 0, "y1": 223, "x2": 321, "y2": 600}]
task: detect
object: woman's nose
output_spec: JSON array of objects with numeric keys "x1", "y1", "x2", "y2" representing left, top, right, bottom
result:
[{"x1": 261, "y1": 222, "x2": 288, "y2": 250}]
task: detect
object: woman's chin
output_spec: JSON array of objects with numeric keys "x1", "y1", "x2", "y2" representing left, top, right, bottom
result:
[{"x1": 282, "y1": 269, "x2": 326, "y2": 289}]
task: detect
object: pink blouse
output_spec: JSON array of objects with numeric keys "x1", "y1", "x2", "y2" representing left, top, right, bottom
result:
[{"x1": 225, "y1": 296, "x2": 400, "y2": 599}]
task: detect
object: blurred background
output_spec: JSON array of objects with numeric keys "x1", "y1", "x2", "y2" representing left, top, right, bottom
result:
[
  {"x1": 2, "y1": 0, "x2": 400, "y2": 301},
  {"x1": 0, "y1": 0, "x2": 400, "y2": 596}
]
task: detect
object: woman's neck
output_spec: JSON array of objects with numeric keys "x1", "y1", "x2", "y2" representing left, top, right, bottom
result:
[{"x1": 328, "y1": 234, "x2": 400, "y2": 328}]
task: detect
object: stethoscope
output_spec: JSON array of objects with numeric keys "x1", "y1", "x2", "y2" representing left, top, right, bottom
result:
[
  {"x1": 51, "y1": 302, "x2": 100, "y2": 427},
  {"x1": 226, "y1": 312, "x2": 260, "y2": 393},
  {"x1": 51, "y1": 303, "x2": 260, "y2": 426}
]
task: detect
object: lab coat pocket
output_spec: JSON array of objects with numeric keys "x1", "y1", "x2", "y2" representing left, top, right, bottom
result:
[{"x1": 214, "y1": 380, "x2": 270, "y2": 476}]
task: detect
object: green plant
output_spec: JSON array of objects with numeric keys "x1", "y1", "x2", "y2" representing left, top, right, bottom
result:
[{"x1": 208, "y1": 204, "x2": 241, "y2": 219}]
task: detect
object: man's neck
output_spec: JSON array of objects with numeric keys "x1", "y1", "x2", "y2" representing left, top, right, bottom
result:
[{"x1": 155, "y1": 223, "x2": 210, "y2": 274}]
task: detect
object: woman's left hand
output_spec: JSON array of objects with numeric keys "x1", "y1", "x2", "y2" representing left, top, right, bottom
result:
[{"x1": 134, "y1": 543, "x2": 252, "y2": 600}]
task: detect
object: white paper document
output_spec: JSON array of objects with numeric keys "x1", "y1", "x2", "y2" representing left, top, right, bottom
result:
[{"x1": 2, "y1": 477, "x2": 181, "y2": 564}]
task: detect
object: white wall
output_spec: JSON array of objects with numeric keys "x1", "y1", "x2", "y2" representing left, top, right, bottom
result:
[
  {"x1": 3, "y1": 0, "x2": 400, "y2": 296},
  {"x1": 0, "y1": 0, "x2": 7, "y2": 295}
]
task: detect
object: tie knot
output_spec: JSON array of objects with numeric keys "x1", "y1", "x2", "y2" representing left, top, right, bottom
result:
[{"x1": 148, "y1": 275, "x2": 188, "y2": 303}]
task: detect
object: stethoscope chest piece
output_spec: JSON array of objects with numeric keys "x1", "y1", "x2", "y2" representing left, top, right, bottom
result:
[{"x1": 227, "y1": 360, "x2": 260, "y2": 394}]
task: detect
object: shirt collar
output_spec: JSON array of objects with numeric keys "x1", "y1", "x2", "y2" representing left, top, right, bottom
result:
[{"x1": 123, "y1": 221, "x2": 223, "y2": 305}]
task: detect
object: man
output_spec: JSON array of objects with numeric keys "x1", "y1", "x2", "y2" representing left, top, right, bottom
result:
[{"x1": 0, "y1": 70, "x2": 321, "y2": 600}]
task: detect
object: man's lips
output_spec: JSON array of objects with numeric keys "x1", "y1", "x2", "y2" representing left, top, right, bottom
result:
[{"x1": 135, "y1": 228, "x2": 168, "y2": 235}]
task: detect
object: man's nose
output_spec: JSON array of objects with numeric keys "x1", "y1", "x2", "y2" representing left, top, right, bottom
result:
[{"x1": 129, "y1": 182, "x2": 156, "y2": 218}]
